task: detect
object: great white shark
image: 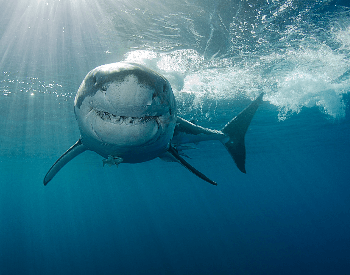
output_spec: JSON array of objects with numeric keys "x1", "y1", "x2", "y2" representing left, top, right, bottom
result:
[{"x1": 44, "y1": 62, "x2": 263, "y2": 186}]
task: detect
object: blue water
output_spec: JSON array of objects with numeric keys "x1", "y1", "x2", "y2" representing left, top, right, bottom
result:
[{"x1": 1, "y1": 0, "x2": 350, "y2": 274}]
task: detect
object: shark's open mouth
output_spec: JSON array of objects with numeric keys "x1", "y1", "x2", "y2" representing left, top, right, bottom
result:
[
  {"x1": 95, "y1": 109, "x2": 159, "y2": 125},
  {"x1": 83, "y1": 108, "x2": 163, "y2": 148}
]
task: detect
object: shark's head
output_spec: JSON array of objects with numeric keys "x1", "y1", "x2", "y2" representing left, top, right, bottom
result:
[{"x1": 74, "y1": 62, "x2": 176, "y2": 162}]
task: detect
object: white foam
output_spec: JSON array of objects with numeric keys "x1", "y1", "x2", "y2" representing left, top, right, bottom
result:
[
  {"x1": 123, "y1": 43, "x2": 350, "y2": 120},
  {"x1": 335, "y1": 26, "x2": 350, "y2": 51}
]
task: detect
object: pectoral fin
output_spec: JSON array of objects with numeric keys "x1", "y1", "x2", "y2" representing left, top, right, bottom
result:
[
  {"x1": 44, "y1": 139, "x2": 87, "y2": 185},
  {"x1": 167, "y1": 145, "x2": 217, "y2": 186}
]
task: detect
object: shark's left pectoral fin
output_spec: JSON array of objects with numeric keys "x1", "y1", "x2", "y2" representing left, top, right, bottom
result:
[
  {"x1": 167, "y1": 145, "x2": 217, "y2": 186},
  {"x1": 44, "y1": 139, "x2": 87, "y2": 185}
]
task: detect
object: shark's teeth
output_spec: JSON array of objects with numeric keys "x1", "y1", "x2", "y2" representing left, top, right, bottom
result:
[{"x1": 95, "y1": 110, "x2": 157, "y2": 125}]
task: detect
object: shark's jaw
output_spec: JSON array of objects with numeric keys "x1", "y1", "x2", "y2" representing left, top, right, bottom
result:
[{"x1": 74, "y1": 63, "x2": 176, "y2": 163}]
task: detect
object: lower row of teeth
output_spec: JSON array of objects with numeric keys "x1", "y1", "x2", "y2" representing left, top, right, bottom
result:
[{"x1": 96, "y1": 110, "x2": 154, "y2": 124}]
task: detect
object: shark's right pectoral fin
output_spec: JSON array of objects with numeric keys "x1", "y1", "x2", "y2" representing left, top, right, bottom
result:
[{"x1": 43, "y1": 139, "x2": 87, "y2": 185}]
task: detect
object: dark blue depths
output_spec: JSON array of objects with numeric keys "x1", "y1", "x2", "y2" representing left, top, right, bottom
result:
[
  {"x1": 1, "y1": 0, "x2": 350, "y2": 274},
  {"x1": 0, "y1": 102, "x2": 349, "y2": 275}
]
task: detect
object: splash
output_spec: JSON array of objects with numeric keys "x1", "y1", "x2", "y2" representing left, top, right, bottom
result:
[
  {"x1": 123, "y1": 40, "x2": 350, "y2": 120},
  {"x1": 261, "y1": 44, "x2": 350, "y2": 120},
  {"x1": 121, "y1": 1, "x2": 350, "y2": 121}
]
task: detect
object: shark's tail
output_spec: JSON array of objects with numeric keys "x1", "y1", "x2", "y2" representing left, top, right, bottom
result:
[{"x1": 221, "y1": 93, "x2": 264, "y2": 173}]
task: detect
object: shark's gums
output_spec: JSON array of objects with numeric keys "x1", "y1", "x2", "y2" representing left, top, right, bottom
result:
[{"x1": 44, "y1": 62, "x2": 263, "y2": 186}]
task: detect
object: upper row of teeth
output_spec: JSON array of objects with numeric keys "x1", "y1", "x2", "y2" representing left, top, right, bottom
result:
[{"x1": 95, "y1": 110, "x2": 155, "y2": 124}]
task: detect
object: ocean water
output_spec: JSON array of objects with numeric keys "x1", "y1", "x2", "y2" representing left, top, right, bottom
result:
[{"x1": 1, "y1": 0, "x2": 350, "y2": 274}]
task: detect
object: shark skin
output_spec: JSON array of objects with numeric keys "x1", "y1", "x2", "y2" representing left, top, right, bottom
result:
[{"x1": 44, "y1": 62, "x2": 263, "y2": 186}]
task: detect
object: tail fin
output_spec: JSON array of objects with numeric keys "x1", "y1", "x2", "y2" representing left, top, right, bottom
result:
[{"x1": 221, "y1": 93, "x2": 264, "y2": 173}]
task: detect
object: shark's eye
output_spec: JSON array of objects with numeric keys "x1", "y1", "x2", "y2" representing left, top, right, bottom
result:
[
  {"x1": 92, "y1": 75, "x2": 97, "y2": 86},
  {"x1": 152, "y1": 91, "x2": 157, "y2": 99}
]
